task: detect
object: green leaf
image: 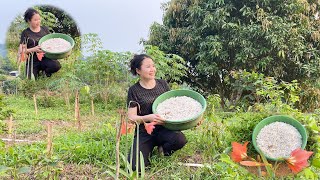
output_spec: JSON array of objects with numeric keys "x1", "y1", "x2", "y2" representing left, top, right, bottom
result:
[
  {"x1": 139, "y1": 151, "x2": 145, "y2": 178},
  {"x1": 120, "y1": 153, "x2": 133, "y2": 175},
  {"x1": 18, "y1": 166, "x2": 31, "y2": 174},
  {"x1": 80, "y1": 85, "x2": 90, "y2": 95},
  {"x1": 104, "y1": 170, "x2": 116, "y2": 179},
  {"x1": 106, "y1": 165, "x2": 130, "y2": 178},
  {"x1": 312, "y1": 158, "x2": 320, "y2": 168},
  {"x1": 0, "y1": 166, "x2": 10, "y2": 173},
  {"x1": 308, "y1": 121, "x2": 320, "y2": 132},
  {"x1": 301, "y1": 168, "x2": 315, "y2": 179}
]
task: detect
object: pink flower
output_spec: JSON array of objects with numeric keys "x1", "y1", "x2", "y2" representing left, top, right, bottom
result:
[
  {"x1": 36, "y1": 52, "x2": 45, "y2": 61},
  {"x1": 286, "y1": 148, "x2": 313, "y2": 174},
  {"x1": 144, "y1": 122, "x2": 157, "y2": 135}
]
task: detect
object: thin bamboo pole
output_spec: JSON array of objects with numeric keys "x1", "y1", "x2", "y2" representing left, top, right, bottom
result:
[
  {"x1": 116, "y1": 109, "x2": 125, "y2": 179},
  {"x1": 8, "y1": 115, "x2": 13, "y2": 139},
  {"x1": 46, "y1": 122, "x2": 53, "y2": 156},
  {"x1": 74, "y1": 90, "x2": 81, "y2": 130},
  {"x1": 33, "y1": 94, "x2": 38, "y2": 115},
  {"x1": 91, "y1": 97, "x2": 95, "y2": 116}
]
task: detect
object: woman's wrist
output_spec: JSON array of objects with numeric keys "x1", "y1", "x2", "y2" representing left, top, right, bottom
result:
[
  {"x1": 144, "y1": 115, "x2": 150, "y2": 123},
  {"x1": 144, "y1": 115, "x2": 152, "y2": 123}
]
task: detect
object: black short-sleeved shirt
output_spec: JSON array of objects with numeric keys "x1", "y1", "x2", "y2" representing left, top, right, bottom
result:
[
  {"x1": 20, "y1": 26, "x2": 51, "y2": 62},
  {"x1": 127, "y1": 79, "x2": 170, "y2": 116}
]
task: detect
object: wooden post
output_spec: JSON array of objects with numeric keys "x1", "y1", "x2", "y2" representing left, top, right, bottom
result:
[
  {"x1": 91, "y1": 97, "x2": 95, "y2": 116},
  {"x1": 74, "y1": 90, "x2": 81, "y2": 130},
  {"x1": 116, "y1": 109, "x2": 126, "y2": 179},
  {"x1": 65, "y1": 81, "x2": 70, "y2": 107},
  {"x1": 8, "y1": 115, "x2": 13, "y2": 139},
  {"x1": 33, "y1": 94, "x2": 38, "y2": 115},
  {"x1": 65, "y1": 92, "x2": 70, "y2": 107},
  {"x1": 46, "y1": 122, "x2": 53, "y2": 156}
]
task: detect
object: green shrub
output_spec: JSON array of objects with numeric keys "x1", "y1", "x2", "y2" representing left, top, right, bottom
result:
[{"x1": 223, "y1": 112, "x2": 270, "y2": 154}]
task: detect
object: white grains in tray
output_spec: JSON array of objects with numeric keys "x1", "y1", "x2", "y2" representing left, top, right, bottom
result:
[
  {"x1": 156, "y1": 96, "x2": 202, "y2": 120},
  {"x1": 41, "y1": 38, "x2": 71, "y2": 53},
  {"x1": 256, "y1": 121, "x2": 302, "y2": 158}
]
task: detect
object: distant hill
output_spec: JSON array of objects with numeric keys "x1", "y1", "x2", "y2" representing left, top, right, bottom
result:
[{"x1": 0, "y1": 44, "x2": 6, "y2": 57}]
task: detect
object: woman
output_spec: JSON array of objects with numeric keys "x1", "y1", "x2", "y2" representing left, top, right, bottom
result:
[
  {"x1": 18, "y1": 8, "x2": 61, "y2": 79},
  {"x1": 127, "y1": 54, "x2": 187, "y2": 171}
]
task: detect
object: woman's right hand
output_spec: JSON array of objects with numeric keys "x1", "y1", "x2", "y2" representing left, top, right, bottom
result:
[{"x1": 147, "y1": 114, "x2": 165, "y2": 125}]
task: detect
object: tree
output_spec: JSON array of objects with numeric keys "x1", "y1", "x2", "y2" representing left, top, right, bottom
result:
[
  {"x1": 145, "y1": 45, "x2": 187, "y2": 84},
  {"x1": 38, "y1": 5, "x2": 81, "y2": 37},
  {"x1": 145, "y1": 0, "x2": 320, "y2": 106}
]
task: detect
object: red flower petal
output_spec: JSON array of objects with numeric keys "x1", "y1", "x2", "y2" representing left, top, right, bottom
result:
[
  {"x1": 120, "y1": 123, "x2": 126, "y2": 135},
  {"x1": 240, "y1": 161, "x2": 265, "y2": 167},
  {"x1": 144, "y1": 122, "x2": 156, "y2": 135},
  {"x1": 36, "y1": 52, "x2": 45, "y2": 61},
  {"x1": 290, "y1": 148, "x2": 313, "y2": 163},
  {"x1": 287, "y1": 162, "x2": 304, "y2": 174},
  {"x1": 286, "y1": 148, "x2": 313, "y2": 174},
  {"x1": 120, "y1": 122, "x2": 135, "y2": 136},
  {"x1": 231, "y1": 142, "x2": 249, "y2": 162}
]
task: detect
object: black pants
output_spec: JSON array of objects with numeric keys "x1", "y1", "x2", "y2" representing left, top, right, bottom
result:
[
  {"x1": 26, "y1": 58, "x2": 61, "y2": 79},
  {"x1": 128, "y1": 125, "x2": 187, "y2": 171}
]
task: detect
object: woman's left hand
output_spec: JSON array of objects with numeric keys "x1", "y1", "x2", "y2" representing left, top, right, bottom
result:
[{"x1": 151, "y1": 114, "x2": 165, "y2": 125}]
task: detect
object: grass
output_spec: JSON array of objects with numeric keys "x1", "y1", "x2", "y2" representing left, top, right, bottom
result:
[{"x1": 0, "y1": 95, "x2": 319, "y2": 179}]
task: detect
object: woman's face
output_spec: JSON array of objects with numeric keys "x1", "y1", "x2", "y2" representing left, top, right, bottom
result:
[
  {"x1": 28, "y1": 13, "x2": 41, "y2": 29},
  {"x1": 136, "y1": 58, "x2": 156, "y2": 80}
]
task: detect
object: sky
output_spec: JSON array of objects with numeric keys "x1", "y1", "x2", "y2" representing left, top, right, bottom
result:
[{"x1": 0, "y1": 0, "x2": 169, "y2": 53}]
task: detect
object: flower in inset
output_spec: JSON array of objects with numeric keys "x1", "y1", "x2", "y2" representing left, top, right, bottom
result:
[
  {"x1": 286, "y1": 148, "x2": 313, "y2": 174},
  {"x1": 144, "y1": 122, "x2": 156, "y2": 135},
  {"x1": 231, "y1": 141, "x2": 249, "y2": 162}
]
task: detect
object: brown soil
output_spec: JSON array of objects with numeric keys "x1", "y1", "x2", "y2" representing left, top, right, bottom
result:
[
  {"x1": 0, "y1": 163, "x2": 111, "y2": 180},
  {"x1": 181, "y1": 150, "x2": 203, "y2": 164},
  {"x1": 59, "y1": 164, "x2": 111, "y2": 180},
  {"x1": 244, "y1": 161, "x2": 293, "y2": 177}
]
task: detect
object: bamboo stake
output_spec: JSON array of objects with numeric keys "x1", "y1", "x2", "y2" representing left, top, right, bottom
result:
[
  {"x1": 116, "y1": 109, "x2": 125, "y2": 179},
  {"x1": 74, "y1": 90, "x2": 81, "y2": 130},
  {"x1": 65, "y1": 92, "x2": 70, "y2": 107},
  {"x1": 26, "y1": 56, "x2": 30, "y2": 78},
  {"x1": 46, "y1": 122, "x2": 53, "y2": 157},
  {"x1": 13, "y1": 129, "x2": 16, "y2": 144},
  {"x1": 33, "y1": 94, "x2": 38, "y2": 115},
  {"x1": 91, "y1": 97, "x2": 95, "y2": 116},
  {"x1": 65, "y1": 81, "x2": 70, "y2": 107},
  {"x1": 8, "y1": 115, "x2": 13, "y2": 139}
]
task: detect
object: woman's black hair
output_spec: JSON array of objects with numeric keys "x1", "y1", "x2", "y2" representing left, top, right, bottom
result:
[
  {"x1": 130, "y1": 54, "x2": 152, "y2": 75},
  {"x1": 24, "y1": 8, "x2": 39, "y2": 22}
]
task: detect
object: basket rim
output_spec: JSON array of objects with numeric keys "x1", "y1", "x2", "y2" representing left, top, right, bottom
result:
[{"x1": 152, "y1": 89, "x2": 207, "y2": 124}]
